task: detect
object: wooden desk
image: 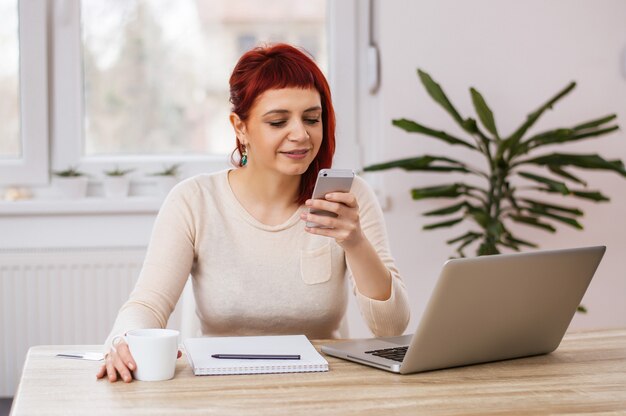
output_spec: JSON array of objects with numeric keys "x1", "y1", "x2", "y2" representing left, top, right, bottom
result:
[{"x1": 10, "y1": 329, "x2": 626, "y2": 415}]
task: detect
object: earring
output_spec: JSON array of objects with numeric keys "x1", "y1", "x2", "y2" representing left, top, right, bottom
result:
[{"x1": 241, "y1": 146, "x2": 248, "y2": 166}]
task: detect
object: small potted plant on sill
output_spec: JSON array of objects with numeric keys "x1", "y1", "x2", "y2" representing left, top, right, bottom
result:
[
  {"x1": 103, "y1": 166, "x2": 135, "y2": 198},
  {"x1": 52, "y1": 166, "x2": 89, "y2": 199},
  {"x1": 150, "y1": 164, "x2": 181, "y2": 197}
]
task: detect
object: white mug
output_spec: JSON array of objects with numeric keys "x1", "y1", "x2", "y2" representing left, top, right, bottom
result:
[{"x1": 125, "y1": 328, "x2": 179, "y2": 381}]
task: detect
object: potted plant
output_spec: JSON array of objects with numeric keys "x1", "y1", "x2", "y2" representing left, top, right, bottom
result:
[
  {"x1": 103, "y1": 166, "x2": 135, "y2": 198},
  {"x1": 150, "y1": 164, "x2": 181, "y2": 197},
  {"x1": 364, "y1": 70, "x2": 624, "y2": 259},
  {"x1": 52, "y1": 166, "x2": 89, "y2": 199}
]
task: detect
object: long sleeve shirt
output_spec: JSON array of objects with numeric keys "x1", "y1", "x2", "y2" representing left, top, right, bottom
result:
[{"x1": 105, "y1": 170, "x2": 410, "y2": 347}]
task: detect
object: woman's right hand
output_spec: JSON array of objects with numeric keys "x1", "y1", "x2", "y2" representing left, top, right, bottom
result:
[{"x1": 96, "y1": 338, "x2": 136, "y2": 383}]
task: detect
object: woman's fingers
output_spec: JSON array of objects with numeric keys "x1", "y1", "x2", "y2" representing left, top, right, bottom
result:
[
  {"x1": 110, "y1": 342, "x2": 135, "y2": 383},
  {"x1": 302, "y1": 211, "x2": 337, "y2": 229},
  {"x1": 115, "y1": 342, "x2": 136, "y2": 371},
  {"x1": 105, "y1": 356, "x2": 118, "y2": 382},
  {"x1": 306, "y1": 198, "x2": 341, "y2": 214},
  {"x1": 112, "y1": 354, "x2": 133, "y2": 383},
  {"x1": 324, "y1": 192, "x2": 357, "y2": 208},
  {"x1": 96, "y1": 364, "x2": 107, "y2": 379}
]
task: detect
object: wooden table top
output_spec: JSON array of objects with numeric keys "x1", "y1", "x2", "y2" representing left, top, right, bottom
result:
[{"x1": 10, "y1": 329, "x2": 626, "y2": 415}]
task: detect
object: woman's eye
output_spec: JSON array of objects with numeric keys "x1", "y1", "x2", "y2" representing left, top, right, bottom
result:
[
  {"x1": 305, "y1": 118, "x2": 320, "y2": 125},
  {"x1": 269, "y1": 121, "x2": 286, "y2": 127}
]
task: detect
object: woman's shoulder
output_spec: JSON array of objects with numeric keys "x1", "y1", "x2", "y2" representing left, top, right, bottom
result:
[
  {"x1": 351, "y1": 174, "x2": 376, "y2": 199},
  {"x1": 166, "y1": 170, "x2": 229, "y2": 203}
]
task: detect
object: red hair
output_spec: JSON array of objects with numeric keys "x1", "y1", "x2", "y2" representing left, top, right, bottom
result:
[{"x1": 229, "y1": 43, "x2": 336, "y2": 205}]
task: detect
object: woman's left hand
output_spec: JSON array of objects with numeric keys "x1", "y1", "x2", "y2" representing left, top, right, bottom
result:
[{"x1": 301, "y1": 192, "x2": 365, "y2": 249}]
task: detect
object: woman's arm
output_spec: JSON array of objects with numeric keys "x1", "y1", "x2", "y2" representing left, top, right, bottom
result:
[
  {"x1": 303, "y1": 192, "x2": 391, "y2": 300},
  {"x1": 99, "y1": 180, "x2": 198, "y2": 382},
  {"x1": 301, "y1": 176, "x2": 410, "y2": 336}
]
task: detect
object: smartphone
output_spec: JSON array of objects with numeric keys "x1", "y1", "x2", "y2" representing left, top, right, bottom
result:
[{"x1": 306, "y1": 169, "x2": 355, "y2": 228}]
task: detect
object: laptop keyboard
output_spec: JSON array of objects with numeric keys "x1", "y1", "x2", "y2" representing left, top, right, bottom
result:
[{"x1": 364, "y1": 346, "x2": 409, "y2": 362}]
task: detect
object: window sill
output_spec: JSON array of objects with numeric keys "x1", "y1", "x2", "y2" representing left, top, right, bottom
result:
[{"x1": 0, "y1": 196, "x2": 163, "y2": 216}]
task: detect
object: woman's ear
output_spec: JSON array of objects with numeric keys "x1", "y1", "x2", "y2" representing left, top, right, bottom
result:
[{"x1": 229, "y1": 113, "x2": 247, "y2": 138}]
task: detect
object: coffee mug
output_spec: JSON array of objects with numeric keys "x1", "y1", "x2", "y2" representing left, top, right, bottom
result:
[{"x1": 125, "y1": 328, "x2": 179, "y2": 381}]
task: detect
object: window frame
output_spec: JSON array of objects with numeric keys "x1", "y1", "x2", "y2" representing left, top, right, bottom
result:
[{"x1": 0, "y1": 0, "x2": 49, "y2": 185}]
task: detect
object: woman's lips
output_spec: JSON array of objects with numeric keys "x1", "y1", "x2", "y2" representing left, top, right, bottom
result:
[{"x1": 280, "y1": 149, "x2": 310, "y2": 159}]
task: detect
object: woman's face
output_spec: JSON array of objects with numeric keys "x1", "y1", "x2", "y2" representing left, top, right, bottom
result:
[{"x1": 232, "y1": 87, "x2": 323, "y2": 177}]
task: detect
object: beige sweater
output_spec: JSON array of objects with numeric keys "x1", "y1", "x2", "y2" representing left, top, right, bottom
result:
[{"x1": 105, "y1": 170, "x2": 410, "y2": 347}]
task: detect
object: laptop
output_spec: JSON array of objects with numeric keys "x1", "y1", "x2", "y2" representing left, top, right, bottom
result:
[{"x1": 322, "y1": 245, "x2": 605, "y2": 374}]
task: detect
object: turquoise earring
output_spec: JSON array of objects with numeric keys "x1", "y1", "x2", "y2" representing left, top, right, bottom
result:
[{"x1": 241, "y1": 147, "x2": 248, "y2": 166}]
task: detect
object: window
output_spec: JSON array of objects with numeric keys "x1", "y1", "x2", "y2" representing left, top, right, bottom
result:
[
  {"x1": 53, "y1": 0, "x2": 330, "y2": 178},
  {"x1": 0, "y1": 0, "x2": 48, "y2": 184},
  {"x1": 81, "y1": 1, "x2": 325, "y2": 157},
  {"x1": 0, "y1": 0, "x2": 20, "y2": 159},
  {"x1": 1, "y1": 0, "x2": 358, "y2": 186}
]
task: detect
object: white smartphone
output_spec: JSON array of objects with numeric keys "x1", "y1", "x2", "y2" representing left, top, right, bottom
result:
[{"x1": 306, "y1": 169, "x2": 355, "y2": 228}]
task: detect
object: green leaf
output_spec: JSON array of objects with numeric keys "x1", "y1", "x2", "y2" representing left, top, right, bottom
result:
[
  {"x1": 468, "y1": 207, "x2": 489, "y2": 229},
  {"x1": 446, "y1": 231, "x2": 482, "y2": 245},
  {"x1": 423, "y1": 201, "x2": 468, "y2": 216},
  {"x1": 518, "y1": 171, "x2": 570, "y2": 195},
  {"x1": 470, "y1": 88, "x2": 499, "y2": 138},
  {"x1": 412, "y1": 184, "x2": 462, "y2": 199},
  {"x1": 571, "y1": 190, "x2": 610, "y2": 202},
  {"x1": 456, "y1": 233, "x2": 482, "y2": 256},
  {"x1": 533, "y1": 186, "x2": 610, "y2": 202},
  {"x1": 423, "y1": 217, "x2": 464, "y2": 230},
  {"x1": 509, "y1": 215, "x2": 556, "y2": 232},
  {"x1": 364, "y1": 155, "x2": 471, "y2": 173},
  {"x1": 417, "y1": 69, "x2": 466, "y2": 127},
  {"x1": 411, "y1": 183, "x2": 484, "y2": 200},
  {"x1": 573, "y1": 114, "x2": 617, "y2": 131},
  {"x1": 525, "y1": 207, "x2": 583, "y2": 230},
  {"x1": 504, "y1": 235, "x2": 538, "y2": 249},
  {"x1": 391, "y1": 119, "x2": 477, "y2": 150},
  {"x1": 503, "y1": 81, "x2": 576, "y2": 154},
  {"x1": 517, "y1": 153, "x2": 626, "y2": 177},
  {"x1": 520, "y1": 198, "x2": 583, "y2": 216},
  {"x1": 523, "y1": 126, "x2": 619, "y2": 152},
  {"x1": 547, "y1": 166, "x2": 587, "y2": 186},
  {"x1": 498, "y1": 240, "x2": 521, "y2": 251}
]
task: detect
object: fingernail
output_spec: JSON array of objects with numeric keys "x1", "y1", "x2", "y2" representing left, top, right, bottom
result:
[
  {"x1": 305, "y1": 200, "x2": 312, "y2": 206},
  {"x1": 128, "y1": 362, "x2": 134, "y2": 370},
  {"x1": 326, "y1": 193, "x2": 333, "y2": 199}
]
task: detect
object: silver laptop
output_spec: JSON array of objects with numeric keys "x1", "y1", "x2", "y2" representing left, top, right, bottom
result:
[{"x1": 322, "y1": 246, "x2": 605, "y2": 374}]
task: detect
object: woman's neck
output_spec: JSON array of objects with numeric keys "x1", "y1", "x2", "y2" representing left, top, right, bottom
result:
[{"x1": 228, "y1": 167, "x2": 301, "y2": 225}]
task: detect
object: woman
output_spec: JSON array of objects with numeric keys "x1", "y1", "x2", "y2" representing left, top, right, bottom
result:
[{"x1": 97, "y1": 43, "x2": 410, "y2": 383}]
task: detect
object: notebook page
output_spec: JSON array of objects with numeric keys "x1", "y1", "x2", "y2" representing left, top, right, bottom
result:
[{"x1": 183, "y1": 335, "x2": 329, "y2": 375}]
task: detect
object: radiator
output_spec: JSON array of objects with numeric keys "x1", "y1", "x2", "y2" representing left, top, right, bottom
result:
[{"x1": 0, "y1": 247, "x2": 147, "y2": 397}]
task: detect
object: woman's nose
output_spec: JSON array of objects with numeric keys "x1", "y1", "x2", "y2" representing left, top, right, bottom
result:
[{"x1": 287, "y1": 121, "x2": 310, "y2": 141}]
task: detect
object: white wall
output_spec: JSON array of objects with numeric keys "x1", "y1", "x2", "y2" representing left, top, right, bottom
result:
[{"x1": 346, "y1": 0, "x2": 626, "y2": 337}]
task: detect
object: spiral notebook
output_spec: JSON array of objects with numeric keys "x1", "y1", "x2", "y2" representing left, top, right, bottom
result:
[{"x1": 183, "y1": 335, "x2": 329, "y2": 375}]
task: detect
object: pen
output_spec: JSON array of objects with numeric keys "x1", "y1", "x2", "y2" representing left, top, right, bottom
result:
[
  {"x1": 57, "y1": 354, "x2": 84, "y2": 359},
  {"x1": 211, "y1": 354, "x2": 301, "y2": 360}
]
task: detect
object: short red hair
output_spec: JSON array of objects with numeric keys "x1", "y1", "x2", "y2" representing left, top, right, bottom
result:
[{"x1": 229, "y1": 43, "x2": 336, "y2": 206}]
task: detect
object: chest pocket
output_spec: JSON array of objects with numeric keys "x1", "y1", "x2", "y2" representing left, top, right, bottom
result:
[{"x1": 300, "y1": 243, "x2": 332, "y2": 285}]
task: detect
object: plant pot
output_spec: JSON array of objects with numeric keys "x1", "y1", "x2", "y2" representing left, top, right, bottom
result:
[
  {"x1": 154, "y1": 176, "x2": 178, "y2": 197},
  {"x1": 53, "y1": 176, "x2": 89, "y2": 199},
  {"x1": 103, "y1": 176, "x2": 130, "y2": 198}
]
